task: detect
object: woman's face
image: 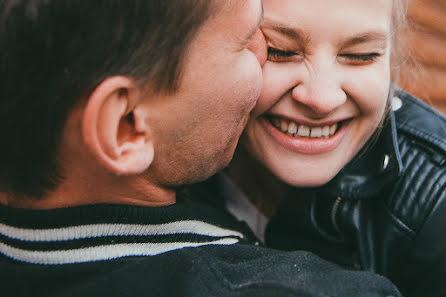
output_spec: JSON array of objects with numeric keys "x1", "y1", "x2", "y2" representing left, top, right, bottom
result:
[{"x1": 240, "y1": 0, "x2": 393, "y2": 187}]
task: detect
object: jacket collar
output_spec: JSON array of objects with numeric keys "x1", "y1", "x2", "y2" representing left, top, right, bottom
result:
[
  {"x1": 318, "y1": 97, "x2": 403, "y2": 200},
  {"x1": 0, "y1": 199, "x2": 247, "y2": 265}
]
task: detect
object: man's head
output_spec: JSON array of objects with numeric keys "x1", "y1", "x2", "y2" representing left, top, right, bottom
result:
[{"x1": 0, "y1": 0, "x2": 266, "y2": 203}]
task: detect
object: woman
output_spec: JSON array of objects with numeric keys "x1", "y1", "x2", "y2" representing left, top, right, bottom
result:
[{"x1": 194, "y1": 0, "x2": 446, "y2": 297}]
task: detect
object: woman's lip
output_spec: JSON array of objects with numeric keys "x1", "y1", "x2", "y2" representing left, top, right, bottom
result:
[{"x1": 261, "y1": 117, "x2": 349, "y2": 155}]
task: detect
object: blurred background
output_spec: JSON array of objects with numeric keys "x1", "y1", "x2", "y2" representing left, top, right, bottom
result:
[{"x1": 400, "y1": 0, "x2": 446, "y2": 114}]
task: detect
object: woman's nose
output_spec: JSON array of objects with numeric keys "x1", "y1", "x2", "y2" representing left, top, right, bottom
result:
[{"x1": 292, "y1": 65, "x2": 347, "y2": 116}]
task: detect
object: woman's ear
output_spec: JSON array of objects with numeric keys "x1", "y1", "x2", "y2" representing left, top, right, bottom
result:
[{"x1": 82, "y1": 76, "x2": 154, "y2": 175}]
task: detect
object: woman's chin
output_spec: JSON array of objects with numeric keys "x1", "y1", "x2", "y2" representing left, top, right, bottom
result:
[{"x1": 269, "y1": 163, "x2": 343, "y2": 188}]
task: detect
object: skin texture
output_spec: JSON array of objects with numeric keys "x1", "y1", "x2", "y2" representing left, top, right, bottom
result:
[
  {"x1": 230, "y1": 0, "x2": 393, "y2": 215},
  {"x1": 3, "y1": 0, "x2": 267, "y2": 209},
  {"x1": 141, "y1": 0, "x2": 266, "y2": 187}
]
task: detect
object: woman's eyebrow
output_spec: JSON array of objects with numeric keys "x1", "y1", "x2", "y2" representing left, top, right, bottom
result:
[
  {"x1": 339, "y1": 32, "x2": 388, "y2": 48},
  {"x1": 262, "y1": 21, "x2": 311, "y2": 45}
]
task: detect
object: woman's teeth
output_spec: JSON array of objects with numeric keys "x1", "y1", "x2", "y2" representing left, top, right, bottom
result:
[{"x1": 271, "y1": 118, "x2": 338, "y2": 138}]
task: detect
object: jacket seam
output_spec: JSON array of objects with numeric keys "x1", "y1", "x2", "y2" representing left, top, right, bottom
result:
[
  {"x1": 413, "y1": 180, "x2": 446, "y2": 238},
  {"x1": 402, "y1": 94, "x2": 446, "y2": 124},
  {"x1": 383, "y1": 205, "x2": 416, "y2": 239},
  {"x1": 387, "y1": 152, "x2": 446, "y2": 236},
  {"x1": 397, "y1": 123, "x2": 446, "y2": 153}
]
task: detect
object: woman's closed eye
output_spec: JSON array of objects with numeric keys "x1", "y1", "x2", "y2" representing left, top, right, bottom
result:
[
  {"x1": 267, "y1": 47, "x2": 304, "y2": 62},
  {"x1": 338, "y1": 53, "x2": 382, "y2": 65},
  {"x1": 267, "y1": 47, "x2": 382, "y2": 65}
]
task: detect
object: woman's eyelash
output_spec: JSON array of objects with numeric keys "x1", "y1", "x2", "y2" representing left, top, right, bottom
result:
[
  {"x1": 267, "y1": 47, "x2": 299, "y2": 58},
  {"x1": 267, "y1": 47, "x2": 381, "y2": 63},
  {"x1": 341, "y1": 53, "x2": 381, "y2": 61}
]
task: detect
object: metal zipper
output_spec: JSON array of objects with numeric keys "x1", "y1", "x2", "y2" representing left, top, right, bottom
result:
[{"x1": 330, "y1": 196, "x2": 342, "y2": 234}]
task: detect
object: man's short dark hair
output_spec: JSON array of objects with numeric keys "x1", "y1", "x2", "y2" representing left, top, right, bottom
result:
[{"x1": 0, "y1": 0, "x2": 218, "y2": 198}]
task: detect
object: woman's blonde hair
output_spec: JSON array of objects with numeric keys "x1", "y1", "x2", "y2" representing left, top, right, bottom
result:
[
  {"x1": 391, "y1": 0, "x2": 419, "y2": 89},
  {"x1": 363, "y1": 0, "x2": 414, "y2": 152}
]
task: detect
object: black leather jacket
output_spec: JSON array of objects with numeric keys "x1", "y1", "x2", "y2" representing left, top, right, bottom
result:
[{"x1": 266, "y1": 90, "x2": 446, "y2": 297}]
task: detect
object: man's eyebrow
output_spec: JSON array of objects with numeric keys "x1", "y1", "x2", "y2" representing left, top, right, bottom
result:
[
  {"x1": 339, "y1": 32, "x2": 388, "y2": 48},
  {"x1": 262, "y1": 21, "x2": 311, "y2": 45}
]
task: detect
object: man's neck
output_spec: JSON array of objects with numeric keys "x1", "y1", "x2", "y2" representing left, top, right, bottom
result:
[{"x1": 1, "y1": 175, "x2": 176, "y2": 210}]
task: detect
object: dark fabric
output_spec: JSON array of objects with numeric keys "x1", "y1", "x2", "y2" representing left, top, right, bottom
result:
[
  {"x1": 265, "y1": 90, "x2": 446, "y2": 297},
  {"x1": 0, "y1": 200, "x2": 402, "y2": 297}
]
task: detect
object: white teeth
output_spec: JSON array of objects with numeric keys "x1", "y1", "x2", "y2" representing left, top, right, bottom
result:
[
  {"x1": 310, "y1": 127, "x2": 322, "y2": 138},
  {"x1": 330, "y1": 123, "x2": 338, "y2": 135},
  {"x1": 271, "y1": 117, "x2": 340, "y2": 138},
  {"x1": 280, "y1": 120, "x2": 288, "y2": 133},
  {"x1": 322, "y1": 126, "x2": 330, "y2": 137},
  {"x1": 288, "y1": 122, "x2": 298, "y2": 135},
  {"x1": 297, "y1": 125, "x2": 310, "y2": 137}
]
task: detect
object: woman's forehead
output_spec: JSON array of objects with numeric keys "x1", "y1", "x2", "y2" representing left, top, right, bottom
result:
[
  {"x1": 263, "y1": 0, "x2": 393, "y2": 39},
  {"x1": 263, "y1": 0, "x2": 393, "y2": 21}
]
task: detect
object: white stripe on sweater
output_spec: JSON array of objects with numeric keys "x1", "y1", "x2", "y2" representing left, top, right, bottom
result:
[
  {"x1": 0, "y1": 221, "x2": 244, "y2": 242},
  {"x1": 0, "y1": 237, "x2": 239, "y2": 265}
]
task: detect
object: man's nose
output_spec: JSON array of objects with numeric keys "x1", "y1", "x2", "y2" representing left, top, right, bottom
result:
[
  {"x1": 247, "y1": 29, "x2": 267, "y2": 67},
  {"x1": 291, "y1": 63, "x2": 346, "y2": 116}
]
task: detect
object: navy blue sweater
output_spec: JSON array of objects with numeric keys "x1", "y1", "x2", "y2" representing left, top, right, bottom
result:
[{"x1": 0, "y1": 198, "x2": 401, "y2": 297}]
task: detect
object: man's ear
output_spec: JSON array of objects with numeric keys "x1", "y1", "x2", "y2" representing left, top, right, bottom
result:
[{"x1": 82, "y1": 76, "x2": 154, "y2": 175}]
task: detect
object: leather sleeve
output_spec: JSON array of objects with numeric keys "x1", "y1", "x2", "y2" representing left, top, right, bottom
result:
[
  {"x1": 385, "y1": 103, "x2": 446, "y2": 297},
  {"x1": 410, "y1": 192, "x2": 446, "y2": 297}
]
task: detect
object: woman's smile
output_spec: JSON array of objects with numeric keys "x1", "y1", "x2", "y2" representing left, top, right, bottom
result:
[{"x1": 261, "y1": 115, "x2": 350, "y2": 154}]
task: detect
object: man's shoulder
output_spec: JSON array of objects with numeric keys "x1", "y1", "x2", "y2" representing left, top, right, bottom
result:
[{"x1": 0, "y1": 244, "x2": 402, "y2": 297}]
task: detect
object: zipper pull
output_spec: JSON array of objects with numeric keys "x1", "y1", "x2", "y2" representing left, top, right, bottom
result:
[{"x1": 330, "y1": 196, "x2": 342, "y2": 234}]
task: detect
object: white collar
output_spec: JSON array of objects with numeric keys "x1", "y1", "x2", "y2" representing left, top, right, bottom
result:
[{"x1": 219, "y1": 174, "x2": 269, "y2": 243}]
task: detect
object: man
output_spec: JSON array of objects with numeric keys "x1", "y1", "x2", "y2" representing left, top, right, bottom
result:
[{"x1": 0, "y1": 1, "x2": 401, "y2": 296}]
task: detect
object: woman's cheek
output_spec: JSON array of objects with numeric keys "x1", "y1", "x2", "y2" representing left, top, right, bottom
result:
[
  {"x1": 253, "y1": 62, "x2": 300, "y2": 116},
  {"x1": 343, "y1": 67, "x2": 390, "y2": 115}
]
